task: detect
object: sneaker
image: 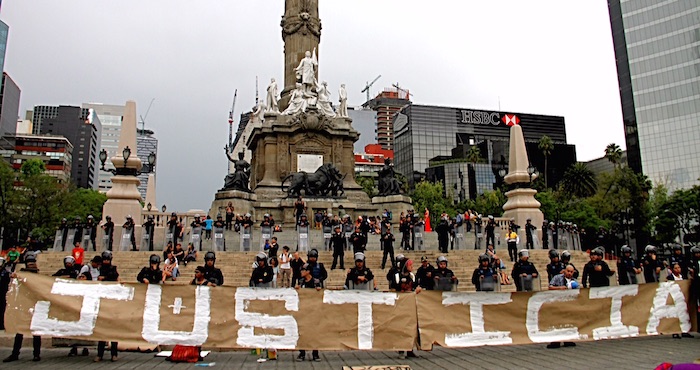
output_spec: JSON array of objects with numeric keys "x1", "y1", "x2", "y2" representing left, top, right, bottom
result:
[
  {"x1": 3, "y1": 355, "x2": 19, "y2": 363},
  {"x1": 32, "y1": 356, "x2": 41, "y2": 362},
  {"x1": 682, "y1": 333, "x2": 694, "y2": 338},
  {"x1": 563, "y1": 342, "x2": 576, "y2": 347},
  {"x1": 546, "y1": 342, "x2": 561, "y2": 349},
  {"x1": 82, "y1": 348, "x2": 89, "y2": 356},
  {"x1": 312, "y1": 356, "x2": 321, "y2": 362},
  {"x1": 68, "y1": 347, "x2": 78, "y2": 356},
  {"x1": 296, "y1": 355, "x2": 305, "y2": 362}
]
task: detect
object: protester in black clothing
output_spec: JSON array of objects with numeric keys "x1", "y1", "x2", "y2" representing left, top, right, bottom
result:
[
  {"x1": 330, "y1": 226, "x2": 345, "y2": 270},
  {"x1": 290, "y1": 252, "x2": 305, "y2": 288},
  {"x1": 201, "y1": 251, "x2": 224, "y2": 286},
  {"x1": 582, "y1": 248, "x2": 614, "y2": 288},
  {"x1": 3, "y1": 253, "x2": 42, "y2": 363},
  {"x1": 52, "y1": 256, "x2": 81, "y2": 279},
  {"x1": 137, "y1": 255, "x2": 163, "y2": 284},
  {"x1": 250, "y1": 252, "x2": 274, "y2": 287},
  {"x1": 415, "y1": 256, "x2": 435, "y2": 290},
  {"x1": 295, "y1": 263, "x2": 321, "y2": 362}
]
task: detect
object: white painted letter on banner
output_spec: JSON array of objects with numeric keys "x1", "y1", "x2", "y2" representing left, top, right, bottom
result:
[
  {"x1": 235, "y1": 288, "x2": 299, "y2": 349},
  {"x1": 141, "y1": 285, "x2": 211, "y2": 345},
  {"x1": 526, "y1": 290, "x2": 586, "y2": 343},
  {"x1": 589, "y1": 285, "x2": 639, "y2": 340},
  {"x1": 323, "y1": 290, "x2": 398, "y2": 349},
  {"x1": 442, "y1": 292, "x2": 513, "y2": 347},
  {"x1": 646, "y1": 282, "x2": 691, "y2": 335}
]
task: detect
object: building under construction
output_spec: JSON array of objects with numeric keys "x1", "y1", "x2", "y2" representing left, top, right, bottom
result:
[{"x1": 362, "y1": 87, "x2": 411, "y2": 151}]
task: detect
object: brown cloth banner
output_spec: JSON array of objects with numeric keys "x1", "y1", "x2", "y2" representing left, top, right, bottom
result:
[{"x1": 5, "y1": 274, "x2": 696, "y2": 350}]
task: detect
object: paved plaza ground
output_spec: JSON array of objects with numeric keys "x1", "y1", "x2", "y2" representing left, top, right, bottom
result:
[{"x1": 0, "y1": 334, "x2": 698, "y2": 369}]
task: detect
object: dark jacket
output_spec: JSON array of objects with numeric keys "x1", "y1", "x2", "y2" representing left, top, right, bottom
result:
[{"x1": 137, "y1": 267, "x2": 163, "y2": 284}]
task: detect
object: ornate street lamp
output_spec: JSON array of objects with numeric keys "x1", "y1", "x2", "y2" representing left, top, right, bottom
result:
[
  {"x1": 527, "y1": 164, "x2": 538, "y2": 182},
  {"x1": 147, "y1": 202, "x2": 152, "y2": 211},
  {"x1": 161, "y1": 204, "x2": 167, "y2": 213}
]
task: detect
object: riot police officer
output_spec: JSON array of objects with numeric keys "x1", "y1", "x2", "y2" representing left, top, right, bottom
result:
[
  {"x1": 330, "y1": 225, "x2": 345, "y2": 270},
  {"x1": 166, "y1": 212, "x2": 181, "y2": 244},
  {"x1": 560, "y1": 250, "x2": 579, "y2": 279},
  {"x1": 668, "y1": 244, "x2": 689, "y2": 278},
  {"x1": 59, "y1": 218, "x2": 70, "y2": 248},
  {"x1": 349, "y1": 226, "x2": 367, "y2": 254},
  {"x1": 122, "y1": 215, "x2": 137, "y2": 251},
  {"x1": 250, "y1": 252, "x2": 274, "y2": 287},
  {"x1": 525, "y1": 218, "x2": 536, "y2": 249},
  {"x1": 546, "y1": 249, "x2": 565, "y2": 283},
  {"x1": 472, "y1": 254, "x2": 498, "y2": 291},
  {"x1": 202, "y1": 251, "x2": 224, "y2": 286},
  {"x1": 640, "y1": 245, "x2": 664, "y2": 283},
  {"x1": 137, "y1": 255, "x2": 163, "y2": 284},
  {"x1": 306, "y1": 249, "x2": 328, "y2": 288},
  {"x1": 95, "y1": 250, "x2": 119, "y2": 362},
  {"x1": 381, "y1": 226, "x2": 396, "y2": 270},
  {"x1": 511, "y1": 250, "x2": 539, "y2": 292},
  {"x1": 52, "y1": 256, "x2": 81, "y2": 279},
  {"x1": 582, "y1": 247, "x2": 614, "y2": 288},
  {"x1": 345, "y1": 252, "x2": 375, "y2": 290},
  {"x1": 85, "y1": 215, "x2": 98, "y2": 251},
  {"x1": 434, "y1": 255, "x2": 458, "y2": 290},
  {"x1": 617, "y1": 245, "x2": 641, "y2": 285},
  {"x1": 142, "y1": 215, "x2": 155, "y2": 251}
]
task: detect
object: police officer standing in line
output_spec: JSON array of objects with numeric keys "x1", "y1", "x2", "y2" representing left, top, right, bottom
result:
[
  {"x1": 3, "y1": 253, "x2": 42, "y2": 362},
  {"x1": 137, "y1": 255, "x2": 164, "y2": 284},
  {"x1": 250, "y1": 252, "x2": 274, "y2": 287},
  {"x1": 551, "y1": 222, "x2": 559, "y2": 249},
  {"x1": 640, "y1": 245, "x2": 664, "y2": 283},
  {"x1": 436, "y1": 216, "x2": 450, "y2": 254},
  {"x1": 306, "y1": 249, "x2": 328, "y2": 288},
  {"x1": 415, "y1": 256, "x2": 435, "y2": 291},
  {"x1": 142, "y1": 215, "x2": 155, "y2": 251},
  {"x1": 123, "y1": 215, "x2": 137, "y2": 251},
  {"x1": 617, "y1": 245, "x2": 641, "y2": 285},
  {"x1": 380, "y1": 225, "x2": 396, "y2": 270},
  {"x1": 95, "y1": 250, "x2": 119, "y2": 362},
  {"x1": 201, "y1": 251, "x2": 224, "y2": 286},
  {"x1": 546, "y1": 250, "x2": 566, "y2": 283},
  {"x1": 214, "y1": 214, "x2": 226, "y2": 250},
  {"x1": 345, "y1": 252, "x2": 376, "y2": 290},
  {"x1": 167, "y1": 212, "x2": 181, "y2": 244},
  {"x1": 85, "y1": 215, "x2": 98, "y2": 251},
  {"x1": 541, "y1": 220, "x2": 549, "y2": 249},
  {"x1": 582, "y1": 247, "x2": 614, "y2": 288},
  {"x1": 525, "y1": 218, "x2": 536, "y2": 249},
  {"x1": 295, "y1": 263, "x2": 321, "y2": 362},
  {"x1": 59, "y1": 218, "x2": 70, "y2": 249},
  {"x1": 472, "y1": 254, "x2": 498, "y2": 291},
  {"x1": 349, "y1": 226, "x2": 366, "y2": 254},
  {"x1": 511, "y1": 250, "x2": 539, "y2": 292},
  {"x1": 52, "y1": 256, "x2": 81, "y2": 279},
  {"x1": 330, "y1": 225, "x2": 345, "y2": 270},
  {"x1": 485, "y1": 215, "x2": 496, "y2": 247},
  {"x1": 399, "y1": 214, "x2": 411, "y2": 251},
  {"x1": 72, "y1": 216, "x2": 84, "y2": 245}
]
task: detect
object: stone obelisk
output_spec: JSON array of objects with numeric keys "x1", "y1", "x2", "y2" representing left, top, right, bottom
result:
[
  {"x1": 278, "y1": 0, "x2": 321, "y2": 111},
  {"x1": 502, "y1": 124, "x2": 544, "y2": 237}
]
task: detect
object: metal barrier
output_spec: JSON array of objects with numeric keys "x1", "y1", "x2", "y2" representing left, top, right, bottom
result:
[{"x1": 298, "y1": 225, "x2": 309, "y2": 252}]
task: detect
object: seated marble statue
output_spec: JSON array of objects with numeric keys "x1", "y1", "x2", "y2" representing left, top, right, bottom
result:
[
  {"x1": 223, "y1": 148, "x2": 251, "y2": 192},
  {"x1": 378, "y1": 158, "x2": 402, "y2": 196},
  {"x1": 282, "y1": 83, "x2": 308, "y2": 115}
]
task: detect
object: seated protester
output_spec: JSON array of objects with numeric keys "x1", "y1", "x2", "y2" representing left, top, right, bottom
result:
[
  {"x1": 668, "y1": 244, "x2": 689, "y2": 278},
  {"x1": 184, "y1": 243, "x2": 197, "y2": 266},
  {"x1": 582, "y1": 247, "x2": 615, "y2": 288},
  {"x1": 137, "y1": 255, "x2": 163, "y2": 284},
  {"x1": 191, "y1": 266, "x2": 216, "y2": 286},
  {"x1": 546, "y1": 250, "x2": 566, "y2": 283},
  {"x1": 433, "y1": 256, "x2": 458, "y2": 290},
  {"x1": 546, "y1": 264, "x2": 580, "y2": 349},
  {"x1": 53, "y1": 256, "x2": 81, "y2": 279},
  {"x1": 80, "y1": 255, "x2": 102, "y2": 281},
  {"x1": 640, "y1": 245, "x2": 664, "y2": 283},
  {"x1": 617, "y1": 245, "x2": 641, "y2": 285},
  {"x1": 472, "y1": 254, "x2": 498, "y2": 291},
  {"x1": 667, "y1": 262, "x2": 684, "y2": 281},
  {"x1": 345, "y1": 252, "x2": 376, "y2": 290},
  {"x1": 95, "y1": 250, "x2": 119, "y2": 362},
  {"x1": 415, "y1": 256, "x2": 435, "y2": 291},
  {"x1": 162, "y1": 252, "x2": 179, "y2": 282},
  {"x1": 6, "y1": 245, "x2": 20, "y2": 271},
  {"x1": 71, "y1": 242, "x2": 85, "y2": 266},
  {"x1": 163, "y1": 242, "x2": 174, "y2": 262},
  {"x1": 560, "y1": 250, "x2": 579, "y2": 279},
  {"x1": 250, "y1": 252, "x2": 274, "y2": 287},
  {"x1": 3, "y1": 253, "x2": 41, "y2": 363},
  {"x1": 491, "y1": 254, "x2": 511, "y2": 285},
  {"x1": 511, "y1": 250, "x2": 539, "y2": 292},
  {"x1": 295, "y1": 263, "x2": 321, "y2": 362},
  {"x1": 173, "y1": 243, "x2": 185, "y2": 264},
  {"x1": 201, "y1": 251, "x2": 224, "y2": 286}
]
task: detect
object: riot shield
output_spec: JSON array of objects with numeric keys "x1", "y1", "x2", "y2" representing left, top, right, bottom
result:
[
  {"x1": 260, "y1": 226, "x2": 273, "y2": 251},
  {"x1": 520, "y1": 275, "x2": 541, "y2": 292},
  {"x1": 348, "y1": 279, "x2": 373, "y2": 291},
  {"x1": 254, "y1": 282, "x2": 273, "y2": 288},
  {"x1": 435, "y1": 277, "x2": 457, "y2": 291},
  {"x1": 53, "y1": 230, "x2": 64, "y2": 251},
  {"x1": 413, "y1": 224, "x2": 424, "y2": 251},
  {"x1": 119, "y1": 229, "x2": 133, "y2": 251},
  {"x1": 101, "y1": 229, "x2": 112, "y2": 251},
  {"x1": 81, "y1": 233, "x2": 92, "y2": 251},
  {"x1": 297, "y1": 225, "x2": 309, "y2": 252},
  {"x1": 65, "y1": 228, "x2": 77, "y2": 249},
  {"x1": 164, "y1": 226, "x2": 175, "y2": 248},
  {"x1": 322, "y1": 225, "x2": 332, "y2": 250},
  {"x1": 475, "y1": 225, "x2": 483, "y2": 250},
  {"x1": 343, "y1": 224, "x2": 354, "y2": 251},
  {"x1": 140, "y1": 230, "x2": 152, "y2": 251},
  {"x1": 213, "y1": 226, "x2": 225, "y2": 251},
  {"x1": 625, "y1": 271, "x2": 639, "y2": 285},
  {"x1": 190, "y1": 226, "x2": 202, "y2": 251},
  {"x1": 479, "y1": 274, "x2": 501, "y2": 292},
  {"x1": 454, "y1": 224, "x2": 465, "y2": 250},
  {"x1": 240, "y1": 226, "x2": 252, "y2": 252}
]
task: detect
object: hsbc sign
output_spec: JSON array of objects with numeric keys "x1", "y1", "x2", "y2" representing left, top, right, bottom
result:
[{"x1": 460, "y1": 110, "x2": 520, "y2": 127}]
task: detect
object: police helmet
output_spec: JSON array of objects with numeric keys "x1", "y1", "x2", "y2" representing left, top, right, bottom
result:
[
  {"x1": 526, "y1": 218, "x2": 532, "y2": 222},
  {"x1": 255, "y1": 252, "x2": 267, "y2": 262},
  {"x1": 354, "y1": 252, "x2": 365, "y2": 262},
  {"x1": 195, "y1": 214, "x2": 201, "y2": 218},
  {"x1": 216, "y1": 214, "x2": 222, "y2": 219},
  {"x1": 307, "y1": 249, "x2": 319, "y2": 258},
  {"x1": 671, "y1": 244, "x2": 683, "y2": 252},
  {"x1": 149, "y1": 254, "x2": 161, "y2": 265},
  {"x1": 75, "y1": 216, "x2": 81, "y2": 220},
  {"x1": 420, "y1": 255, "x2": 428, "y2": 262},
  {"x1": 171, "y1": 212, "x2": 177, "y2": 217},
  {"x1": 478, "y1": 254, "x2": 490, "y2": 263},
  {"x1": 126, "y1": 215, "x2": 132, "y2": 220},
  {"x1": 691, "y1": 246, "x2": 700, "y2": 255},
  {"x1": 147, "y1": 215, "x2": 154, "y2": 220},
  {"x1": 63, "y1": 256, "x2": 75, "y2": 266},
  {"x1": 561, "y1": 250, "x2": 572, "y2": 260},
  {"x1": 644, "y1": 245, "x2": 657, "y2": 254},
  {"x1": 591, "y1": 247, "x2": 605, "y2": 257},
  {"x1": 436, "y1": 255, "x2": 448, "y2": 265},
  {"x1": 87, "y1": 215, "x2": 94, "y2": 219},
  {"x1": 106, "y1": 215, "x2": 111, "y2": 220},
  {"x1": 342, "y1": 214, "x2": 350, "y2": 219},
  {"x1": 101, "y1": 250, "x2": 113, "y2": 261},
  {"x1": 488, "y1": 215, "x2": 494, "y2": 220},
  {"x1": 62, "y1": 218, "x2": 67, "y2": 222},
  {"x1": 621, "y1": 245, "x2": 633, "y2": 254},
  {"x1": 518, "y1": 249, "x2": 529, "y2": 258},
  {"x1": 548, "y1": 249, "x2": 560, "y2": 259},
  {"x1": 327, "y1": 213, "x2": 333, "y2": 217},
  {"x1": 245, "y1": 213, "x2": 251, "y2": 218},
  {"x1": 204, "y1": 251, "x2": 216, "y2": 261},
  {"x1": 549, "y1": 222, "x2": 554, "y2": 226},
  {"x1": 25, "y1": 252, "x2": 37, "y2": 264},
  {"x1": 300, "y1": 213, "x2": 307, "y2": 218},
  {"x1": 263, "y1": 213, "x2": 269, "y2": 218},
  {"x1": 543, "y1": 219, "x2": 548, "y2": 224},
  {"x1": 396, "y1": 254, "x2": 406, "y2": 263}
]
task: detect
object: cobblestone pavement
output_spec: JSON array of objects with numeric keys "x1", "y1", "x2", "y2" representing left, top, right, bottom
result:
[{"x1": 0, "y1": 335, "x2": 698, "y2": 369}]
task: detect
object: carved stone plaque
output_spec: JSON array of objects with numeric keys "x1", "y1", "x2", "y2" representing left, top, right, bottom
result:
[{"x1": 297, "y1": 154, "x2": 323, "y2": 172}]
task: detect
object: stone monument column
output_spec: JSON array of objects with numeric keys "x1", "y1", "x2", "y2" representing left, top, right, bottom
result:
[{"x1": 279, "y1": 0, "x2": 321, "y2": 111}]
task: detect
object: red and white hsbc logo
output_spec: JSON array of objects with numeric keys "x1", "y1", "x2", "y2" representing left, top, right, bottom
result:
[{"x1": 502, "y1": 114, "x2": 520, "y2": 126}]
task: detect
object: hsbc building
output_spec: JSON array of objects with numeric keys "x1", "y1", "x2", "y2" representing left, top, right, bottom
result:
[{"x1": 393, "y1": 104, "x2": 576, "y2": 196}]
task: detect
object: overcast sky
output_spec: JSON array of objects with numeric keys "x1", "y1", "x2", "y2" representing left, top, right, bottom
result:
[{"x1": 2, "y1": 0, "x2": 625, "y2": 212}]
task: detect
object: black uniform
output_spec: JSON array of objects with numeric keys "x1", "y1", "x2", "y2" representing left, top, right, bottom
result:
[
  {"x1": 485, "y1": 219, "x2": 496, "y2": 246},
  {"x1": 102, "y1": 220, "x2": 114, "y2": 250},
  {"x1": 142, "y1": 219, "x2": 155, "y2": 251},
  {"x1": 511, "y1": 260, "x2": 539, "y2": 292},
  {"x1": 400, "y1": 218, "x2": 411, "y2": 250},
  {"x1": 85, "y1": 219, "x2": 98, "y2": 251},
  {"x1": 249, "y1": 265, "x2": 274, "y2": 287},
  {"x1": 472, "y1": 266, "x2": 498, "y2": 291},
  {"x1": 167, "y1": 218, "x2": 181, "y2": 244},
  {"x1": 541, "y1": 222, "x2": 549, "y2": 249},
  {"x1": 349, "y1": 232, "x2": 366, "y2": 254},
  {"x1": 137, "y1": 267, "x2": 163, "y2": 284},
  {"x1": 308, "y1": 261, "x2": 328, "y2": 288},
  {"x1": 546, "y1": 261, "x2": 566, "y2": 283},
  {"x1": 582, "y1": 260, "x2": 614, "y2": 288},
  {"x1": 669, "y1": 253, "x2": 689, "y2": 278},
  {"x1": 122, "y1": 220, "x2": 137, "y2": 251},
  {"x1": 436, "y1": 219, "x2": 450, "y2": 253},
  {"x1": 381, "y1": 231, "x2": 396, "y2": 269},
  {"x1": 290, "y1": 257, "x2": 305, "y2": 288},
  {"x1": 525, "y1": 222, "x2": 536, "y2": 249},
  {"x1": 434, "y1": 266, "x2": 458, "y2": 291},
  {"x1": 640, "y1": 255, "x2": 664, "y2": 283},
  {"x1": 59, "y1": 220, "x2": 70, "y2": 248},
  {"x1": 617, "y1": 257, "x2": 639, "y2": 285},
  {"x1": 52, "y1": 266, "x2": 81, "y2": 279},
  {"x1": 345, "y1": 267, "x2": 375, "y2": 289},
  {"x1": 202, "y1": 265, "x2": 224, "y2": 286},
  {"x1": 330, "y1": 230, "x2": 345, "y2": 269}
]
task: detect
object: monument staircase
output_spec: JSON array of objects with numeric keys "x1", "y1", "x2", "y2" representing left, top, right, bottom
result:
[{"x1": 35, "y1": 227, "x2": 592, "y2": 292}]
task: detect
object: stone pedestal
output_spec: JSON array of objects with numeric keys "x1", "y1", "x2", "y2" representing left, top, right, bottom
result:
[
  {"x1": 372, "y1": 195, "x2": 414, "y2": 221},
  {"x1": 209, "y1": 190, "x2": 257, "y2": 219},
  {"x1": 502, "y1": 188, "x2": 543, "y2": 239},
  {"x1": 103, "y1": 176, "x2": 142, "y2": 224}
]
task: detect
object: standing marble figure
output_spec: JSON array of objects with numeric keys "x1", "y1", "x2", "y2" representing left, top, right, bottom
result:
[
  {"x1": 266, "y1": 78, "x2": 279, "y2": 113},
  {"x1": 338, "y1": 84, "x2": 348, "y2": 117},
  {"x1": 295, "y1": 50, "x2": 318, "y2": 95}
]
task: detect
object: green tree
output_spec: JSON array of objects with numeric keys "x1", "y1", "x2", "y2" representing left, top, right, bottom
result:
[
  {"x1": 355, "y1": 175, "x2": 377, "y2": 198},
  {"x1": 0, "y1": 161, "x2": 18, "y2": 229},
  {"x1": 538, "y1": 135, "x2": 554, "y2": 189},
  {"x1": 471, "y1": 190, "x2": 506, "y2": 218},
  {"x1": 559, "y1": 162, "x2": 597, "y2": 198},
  {"x1": 466, "y1": 146, "x2": 483, "y2": 164},
  {"x1": 604, "y1": 143, "x2": 623, "y2": 168},
  {"x1": 411, "y1": 181, "x2": 456, "y2": 224},
  {"x1": 20, "y1": 158, "x2": 46, "y2": 176},
  {"x1": 653, "y1": 186, "x2": 700, "y2": 244}
]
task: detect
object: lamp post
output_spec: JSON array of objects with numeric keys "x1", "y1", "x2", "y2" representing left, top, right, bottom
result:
[
  {"x1": 99, "y1": 147, "x2": 156, "y2": 176},
  {"x1": 458, "y1": 169, "x2": 465, "y2": 202},
  {"x1": 527, "y1": 164, "x2": 538, "y2": 183},
  {"x1": 147, "y1": 203, "x2": 152, "y2": 212},
  {"x1": 162, "y1": 205, "x2": 167, "y2": 213}
]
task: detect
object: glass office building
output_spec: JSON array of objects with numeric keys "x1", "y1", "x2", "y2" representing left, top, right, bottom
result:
[
  {"x1": 608, "y1": 0, "x2": 700, "y2": 189},
  {"x1": 394, "y1": 104, "x2": 576, "y2": 196}
]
